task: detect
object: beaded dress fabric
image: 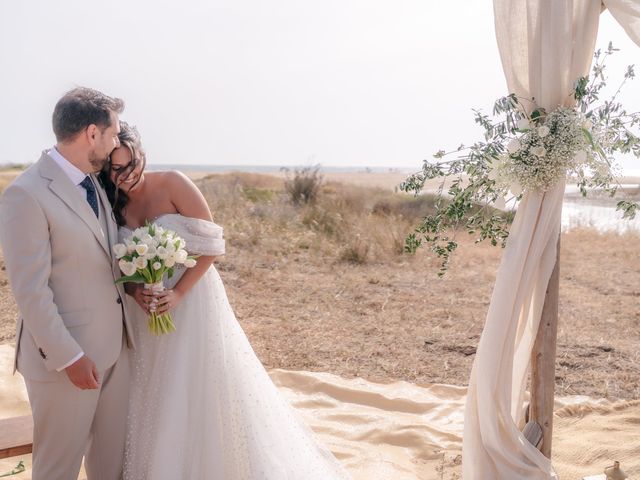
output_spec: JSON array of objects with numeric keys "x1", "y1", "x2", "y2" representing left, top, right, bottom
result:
[{"x1": 120, "y1": 214, "x2": 350, "y2": 479}]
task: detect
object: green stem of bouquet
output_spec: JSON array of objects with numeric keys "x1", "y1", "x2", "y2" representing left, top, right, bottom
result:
[{"x1": 148, "y1": 311, "x2": 176, "y2": 335}]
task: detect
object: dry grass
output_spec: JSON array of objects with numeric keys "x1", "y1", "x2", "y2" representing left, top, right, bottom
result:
[
  {"x1": 0, "y1": 171, "x2": 20, "y2": 193},
  {"x1": 1, "y1": 172, "x2": 639, "y2": 400}
]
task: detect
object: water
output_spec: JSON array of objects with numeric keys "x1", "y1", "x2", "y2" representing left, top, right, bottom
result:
[
  {"x1": 561, "y1": 184, "x2": 640, "y2": 234},
  {"x1": 561, "y1": 200, "x2": 640, "y2": 233}
]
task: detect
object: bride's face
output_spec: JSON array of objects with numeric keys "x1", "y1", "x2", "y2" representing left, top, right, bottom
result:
[{"x1": 110, "y1": 146, "x2": 144, "y2": 193}]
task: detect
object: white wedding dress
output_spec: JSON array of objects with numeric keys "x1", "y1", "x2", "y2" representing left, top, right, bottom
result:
[{"x1": 120, "y1": 214, "x2": 351, "y2": 479}]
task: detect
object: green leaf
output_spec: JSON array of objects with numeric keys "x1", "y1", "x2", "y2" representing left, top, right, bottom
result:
[
  {"x1": 582, "y1": 128, "x2": 595, "y2": 147},
  {"x1": 574, "y1": 76, "x2": 589, "y2": 101},
  {"x1": 115, "y1": 272, "x2": 147, "y2": 284},
  {"x1": 0, "y1": 460, "x2": 26, "y2": 477},
  {"x1": 616, "y1": 200, "x2": 639, "y2": 220}
]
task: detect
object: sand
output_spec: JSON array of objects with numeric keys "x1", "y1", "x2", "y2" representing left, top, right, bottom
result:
[{"x1": 1, "y1": 345, "x2": 638, "y2": 479}]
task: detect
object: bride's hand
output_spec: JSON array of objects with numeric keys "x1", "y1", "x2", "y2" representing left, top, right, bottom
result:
[
  {"x1": 151, "y1": 288, "x2": 185, "y2": 315},
  {"x1": 126, "y1": 284, "x2": 155, "y2": 314}
]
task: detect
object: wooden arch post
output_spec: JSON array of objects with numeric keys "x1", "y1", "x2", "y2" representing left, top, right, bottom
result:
[{"x1": 529, "y1": 234, "x2": 561, "y2": 458}]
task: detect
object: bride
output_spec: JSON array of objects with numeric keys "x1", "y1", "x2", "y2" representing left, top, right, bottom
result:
[{"x1": 99, "y1": 122, "x2": 351, "y2": 479}]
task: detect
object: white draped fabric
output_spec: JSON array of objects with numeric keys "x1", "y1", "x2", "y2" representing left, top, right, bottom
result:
[
  {"x1": 606, "y1": 0, "x2": 640, "y2": 45},
  {"x1": 463, "y1": 1, "x2": 640, "y2": 479}
]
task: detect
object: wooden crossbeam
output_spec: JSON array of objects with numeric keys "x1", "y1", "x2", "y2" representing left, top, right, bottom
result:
[{"x1": 0, "y1": 415, "x2": 33, "y2": 460}]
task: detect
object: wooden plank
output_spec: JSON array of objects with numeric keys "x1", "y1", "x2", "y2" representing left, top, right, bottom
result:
[
  {"x1": 522, "y1": 420, "x2": 543, "y2": 449},
  {"x1": 0, "y1": 415, "x2": 33, "y2": 460},
  {"x1": 529, "y1": 235, "x2": 561, "y2": 458}
]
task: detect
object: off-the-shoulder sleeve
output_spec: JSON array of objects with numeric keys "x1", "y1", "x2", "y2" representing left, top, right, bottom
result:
[{"x1": 160, "y1": 215, "x2": 225, "y2": 256}]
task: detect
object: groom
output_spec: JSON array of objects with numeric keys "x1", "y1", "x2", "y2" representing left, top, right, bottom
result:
[{"x1": 0, "y1": 87, "x2": 134, "y2": 480}]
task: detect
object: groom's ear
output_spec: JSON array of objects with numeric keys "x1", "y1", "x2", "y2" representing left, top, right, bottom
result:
[{"x1": 85, "y1": 124, "x2": 98, "y2": 145}]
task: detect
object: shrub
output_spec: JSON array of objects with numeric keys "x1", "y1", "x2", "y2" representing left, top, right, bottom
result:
[
  {"x1": 302, "y1": 206, "x2": 342, "y2": 237},
  {"x1": 283, "y1": 165, "x2": 323, "y2": 205},
  {"x1": 339, "y1": 235, "x2": 369, "y2": 264}
]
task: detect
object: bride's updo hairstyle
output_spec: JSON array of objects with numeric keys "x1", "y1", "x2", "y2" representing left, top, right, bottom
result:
[{"x1": 99, "y1": 121, "x2": 147, "y2": 226}]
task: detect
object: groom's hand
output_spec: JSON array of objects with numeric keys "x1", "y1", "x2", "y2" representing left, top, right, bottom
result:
[{"x1": 65, "y1": 355, "x2": 100, "y2": 390}]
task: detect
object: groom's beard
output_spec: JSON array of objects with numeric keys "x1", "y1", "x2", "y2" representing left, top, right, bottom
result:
[{"x1": 88, "y1": 151, "x2": 110, "y2": 173}]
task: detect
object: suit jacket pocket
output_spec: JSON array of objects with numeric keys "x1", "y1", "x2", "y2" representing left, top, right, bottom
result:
[{"x1": 60, "y1": 310, "x2": 92, "y2": 327}]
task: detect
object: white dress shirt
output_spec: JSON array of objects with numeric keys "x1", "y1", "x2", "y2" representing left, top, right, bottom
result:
[{"x1": 47, "y1": 147, "x2": 92, "y2": 370}]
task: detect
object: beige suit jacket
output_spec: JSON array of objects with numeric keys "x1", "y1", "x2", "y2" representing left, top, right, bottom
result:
[{"x1": 0, "y1": 151, "x2": 135, "y2": 381}]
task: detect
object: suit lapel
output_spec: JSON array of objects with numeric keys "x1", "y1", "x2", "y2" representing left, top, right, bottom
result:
[
  {"x1": 93, "y1": 174, "x2": 117, "y2": 249},
  {"x1": 38, "y1": 152, "x2": 111, "y2": 259},
  {"x1": 94, "y1": 174, "x2": 133, "y2": 347},
  {"x1": 94, "y1": 174, "x2": 130, "y2": 294}
]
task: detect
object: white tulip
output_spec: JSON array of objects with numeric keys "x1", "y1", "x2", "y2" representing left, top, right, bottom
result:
[
  {"x1": 582, "y1": 119, "x2": 593, "y2": 130},
  {"x1": 184, "y1": 258, "x2": 197, "y2": 268},
  {"x1": 174, "y1": 250, "x2": 188, "y2": 263},
  {"x1": 152, "y1": 262, "x2": 162, "y2": 271},
  {"x1": 517, "y1": 118, "x2": 530, "y2": 130},
  {"x1": 537, "y1": 126, "x2": 550, "y2": 137},
  {"x1": 507, "y1": 139, "x2": 521, "y2": 154},
  {"x1": 112, "y1": 243, "x2": 127, "y2": 259},
  {"x1": 141, "y1": 234, "x2": 154, "y2": 246},
  {"x1": 165, "y1": 257, "x2": 176, "y2": 268},
  {"x1": 134, "y1": 256, "x2": 148, "y2": 270},
  {"x1": 166, "y1": 242, "x2": 177, "y2": 254},
  {"x1": 125, "y1": 239, "x2": 136, "y2": 254},
  {"x1": 156, "y1": 246, "x2": 169, "y2": 260},
  {"x1": 531, "y1": 146, "x2": 547, "y2": 157},
  {"x1": 135, "y1": 244, "x2": 149, "y2": 256},
  {"x1": 119, "y1": 259, "x2": 137, "y2": 277}
]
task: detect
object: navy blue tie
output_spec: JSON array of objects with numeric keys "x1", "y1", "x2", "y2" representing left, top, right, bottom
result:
[{"x1": 80, "y1": 176, "x2": 99, "y2": 218}]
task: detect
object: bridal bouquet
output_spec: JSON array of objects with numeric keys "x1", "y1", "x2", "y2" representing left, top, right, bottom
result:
[{"x1": 114, "y1": 222, "x2": 197, "y2": 334}]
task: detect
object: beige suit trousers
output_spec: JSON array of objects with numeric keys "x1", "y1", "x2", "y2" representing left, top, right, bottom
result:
[{"x1": 25, "y1": 343, "x2": 130, "y2": 480}]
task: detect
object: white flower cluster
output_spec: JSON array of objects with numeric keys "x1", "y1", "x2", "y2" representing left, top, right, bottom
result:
[
  {"x1": 114, "y1": 223, "x2": 196, "y2": 280},
  {"x1": 489, "y1": 107, "x2": 607, "y2": 194}
]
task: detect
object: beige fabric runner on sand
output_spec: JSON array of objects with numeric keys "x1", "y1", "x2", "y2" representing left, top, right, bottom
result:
[{"x1": 0, "y1": 345, "x2": 638, "y2": 479}]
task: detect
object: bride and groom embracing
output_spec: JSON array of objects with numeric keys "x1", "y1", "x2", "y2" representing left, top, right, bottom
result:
[{"x1": 0, "y1": 87, "x2": 351, "y2": 480}]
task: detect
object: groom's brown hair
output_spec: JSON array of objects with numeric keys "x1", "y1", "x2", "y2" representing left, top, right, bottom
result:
[{"x1": 52, "y1": 87, "x2": 124, "y2": 142}]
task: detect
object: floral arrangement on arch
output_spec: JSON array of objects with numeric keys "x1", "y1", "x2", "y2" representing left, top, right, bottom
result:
[{"x1": 401, "y1": 44, "x2": 640, "y2": 274}]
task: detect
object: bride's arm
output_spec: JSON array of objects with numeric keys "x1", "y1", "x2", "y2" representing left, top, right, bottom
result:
[{"x1": 152, "y1": 171, "x2": 218, "y2": 315}]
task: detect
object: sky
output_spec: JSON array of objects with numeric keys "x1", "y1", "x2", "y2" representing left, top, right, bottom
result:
[{"x1": 0, "y1": 1, "x2": 638, "y2": 170}]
